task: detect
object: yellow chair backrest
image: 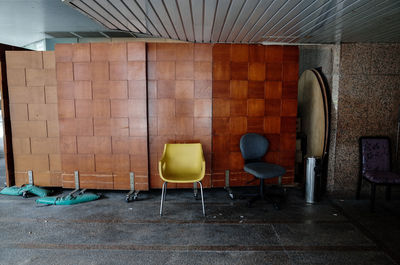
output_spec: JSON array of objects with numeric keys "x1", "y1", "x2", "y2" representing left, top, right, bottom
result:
[{"x1": 161, "y1": 143, "x2": 204, "y2": 176}]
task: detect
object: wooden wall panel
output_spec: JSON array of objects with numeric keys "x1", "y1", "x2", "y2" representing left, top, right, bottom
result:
[
  {"x1": 148, "y1": 43, "x2": 212, "y2": 189},
  {"x1": 4, "y1": 42, "x2": 297, "y2": 190},
  {"x1": 212, "y1": 44, "x2": 299, "y2": 186},
  {"x1": 55, "y1": 43, "x2": 148, "y2": 191},
  {"x1": 6, "y1": 51, "x2": 62, "y2": 187}
]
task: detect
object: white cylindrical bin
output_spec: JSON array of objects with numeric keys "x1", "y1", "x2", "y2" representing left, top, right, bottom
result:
[{"x1": 305, "y1": 157, "x2": 316, "y2": 203}]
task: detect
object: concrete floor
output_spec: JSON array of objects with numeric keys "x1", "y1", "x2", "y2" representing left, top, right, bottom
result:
[{"x1": 0, "y1": 187, "x2": 399, "y2": 265}]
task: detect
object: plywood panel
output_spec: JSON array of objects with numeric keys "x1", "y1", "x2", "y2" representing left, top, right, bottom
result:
[
  {"x1": 6, "y1": 43, "x2": 297, "y2": 190},
  {"x1": 6, "y1": 51, "x2": 61, "y2": 187},
  {"x1": 56, "y1": 42, "x2": 149, "y2": 190},
  {"x1": 148, "y1": 43, "x2": 212, "y2": 188},
  {"x1": 212, "y1": 44, "x2": 298, "y2": 186}
]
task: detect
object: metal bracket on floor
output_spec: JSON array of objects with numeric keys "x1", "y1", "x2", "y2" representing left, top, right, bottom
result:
[
  {"x1": 67, "y1": 171, "x2": 86, "y2": 199},
  {"x1": 28, "y1": 170, "x2": 33, "y2": 185},
  {"x1": 22, "y1": 170, "x2": 34, "y2": 198},
  {"x1": 224, "y1": 170, "x2": 234, "y2": 200},
  {"x1": 126, "y1": 172, "x2": 139, "y2": 202}
]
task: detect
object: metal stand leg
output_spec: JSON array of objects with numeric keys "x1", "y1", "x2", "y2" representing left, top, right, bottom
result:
[
  {"x1": 198, "y1": 181, "x2": 205, "y2": 216},
  {"x1": 28, "y1": 170, "x2": 34, "y2": 185},
  {"x1": 126, "y1": 172, "x2": 140, "y2": 202},
  {"x1": 22, "y1": 171, "x2": 34, "y2": 198},
  {"x1": 66, "y1": 171, "x2": 86, "y2": 199},
  {"x1": 224, "y1": 170, "x2": 234, "y2": 199},
  {"x1": 70, "y1": 171, "x2": 81, "y2": 196},
  {"x1": 193, "y1": 182, "x2": 198, "y2": 199},
  {"x1": 126, "y1": 190, "x2": 140, "y2": 202},
  {"x1": 160, "y1": 182, "x2": 167, "y2": 216}
]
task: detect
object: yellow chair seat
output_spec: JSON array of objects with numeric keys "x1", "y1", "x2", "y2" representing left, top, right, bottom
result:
[{"x1": 160, "y1": 173, "x2": 204, "y2": 183}]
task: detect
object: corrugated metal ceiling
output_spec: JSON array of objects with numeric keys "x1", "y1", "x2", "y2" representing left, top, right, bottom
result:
[{"x1": 64, "y1": 0, "x2": 400, "y2": 44}]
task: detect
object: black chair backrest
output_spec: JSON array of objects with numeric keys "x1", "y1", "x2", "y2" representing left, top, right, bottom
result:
[
  {"x1": 240, "y1": 133, "x2": 269, "y2": 163},
  {"x1": 359, "y1": 136, "x2": 391, "y2": 174}
]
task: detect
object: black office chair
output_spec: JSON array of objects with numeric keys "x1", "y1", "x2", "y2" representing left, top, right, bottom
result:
[{"x1": 240, "y1": 133, "x2": 286, "y2": 209}]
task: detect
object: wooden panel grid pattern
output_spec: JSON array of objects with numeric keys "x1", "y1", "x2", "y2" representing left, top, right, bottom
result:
[
  {"x1": 6, "y1": 51, "x2": 61, "y2": 187},
  {"x1": 55, "y1": 43, "x2": 148, "y2": 190},
  {"x1": 212, "y1": 44, "x2": 299, "y2": 187},
  {"x1": 5, "y1": 43, "x2": 298, "y2": 190},
  {"x1": 148, "y1": 43, "x2": 212, "y2": 189}
]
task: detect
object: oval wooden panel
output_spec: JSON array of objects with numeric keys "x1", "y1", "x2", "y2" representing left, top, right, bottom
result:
[
  {"x1": 311, "y1": 69, "x2": 330, "y2": 157},
  {"x1": 298, "y1": 69, "x2": 329, "y2": 158}
]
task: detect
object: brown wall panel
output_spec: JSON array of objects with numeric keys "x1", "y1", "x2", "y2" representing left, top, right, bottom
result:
[
  {"x1": 148, "y1": 43, "x2": 212, "y2": 189},
  {"x1": 6, "y1": 51, "x2": 62, "y2": 187},
  {"x1": 212, "y1": 44, "x2": 298, "y2": 186},
  {"x1": 5, "y1": 42, "x2": 297, "y2": 190},
  {"x1": 55, "y1": 43, "x2": 148, "y2": 191}
]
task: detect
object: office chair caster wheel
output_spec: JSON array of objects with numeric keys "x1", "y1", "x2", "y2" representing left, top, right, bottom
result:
[{"x1": 273, "y1": 202, "x2": 280, "y2": 210}]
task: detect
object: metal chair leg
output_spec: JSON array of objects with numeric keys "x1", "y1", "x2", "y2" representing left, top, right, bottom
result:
[
  {"x1": 259, "y1": 179, "x2": 264, "y2": 197},
  {"x1": 370, "y1": 183, "x2": 376, "y2": 212},
  {"x1": 160, "y1": 182, "x2": 167, "y2": 216},
  {"x1": 385, "y1": 185, "x2": 391, "y2": 201},
  {"x1": 356, "y1": 175, "x2": 362, "y2": 199},
  {"x1": 198, "y1": 181, "x2": 205, "y2": 216}
]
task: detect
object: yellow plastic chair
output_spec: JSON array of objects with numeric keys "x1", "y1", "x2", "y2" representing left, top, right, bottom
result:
[{"x1": 158, "y1": 143, "x2": 206, "y2": 216}]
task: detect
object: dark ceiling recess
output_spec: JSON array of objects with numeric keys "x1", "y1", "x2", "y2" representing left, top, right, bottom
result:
[
  {"x1": 45, "y1": 31, "x2": 141, "y2": 39},
  {"x1": 45, "y1": 32, "x2": 78, "y2": 38},
  {"x1": 101, "y1": 31, "x2": 136, "y2": 38},
  {"x1": 63, "y1": 0, "x2": 400, "y2": 44},
  {"x1": 72, "y1": 31, "x2": 107, "y2": 38}
]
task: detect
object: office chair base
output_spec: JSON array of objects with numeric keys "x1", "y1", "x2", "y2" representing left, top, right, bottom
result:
[
  {"x1": 244, "y1": 179, "x2": 285, "y2": 210},
  {"x1": 247, "y1": 194, "x2": 281, "y2": 210}
]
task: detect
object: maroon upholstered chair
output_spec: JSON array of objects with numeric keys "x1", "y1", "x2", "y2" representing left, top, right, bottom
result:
[{"x1": 357, "y1": 136, "x2": 400, "y2": 211}]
